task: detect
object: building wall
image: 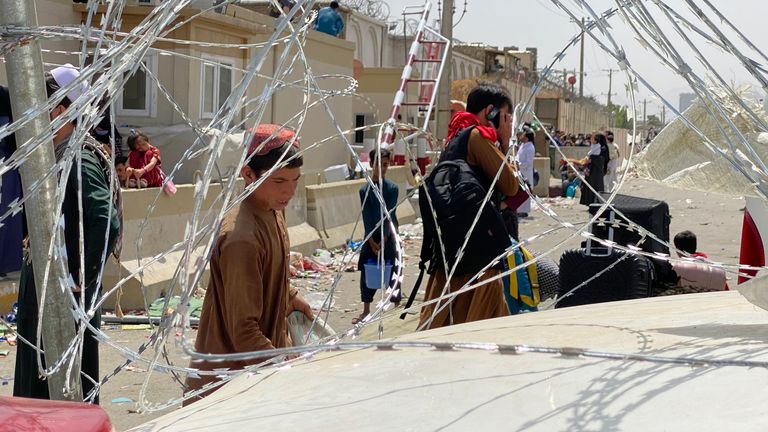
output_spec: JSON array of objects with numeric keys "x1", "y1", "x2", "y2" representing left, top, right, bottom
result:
[
  {"x1": 268, "y1": 33, "x2": 356, "y2": 177},
  {"x1": 452, "y1": 52, "x2": 484, "y2": 81},
  {"x1": 345, "y1": 11, "x2": 388, "y2": 68},
  {"x1": 65, "y1": 5, "x2": 356, "y2": 179}
]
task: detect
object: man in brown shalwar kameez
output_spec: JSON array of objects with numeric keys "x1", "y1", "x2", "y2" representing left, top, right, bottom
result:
[
  {"x1": 419, "y1": 83, "x2": 519, "y2": 330},
  {"x1": 185, "y1": 124, "x2": 313, "y2": 403}
]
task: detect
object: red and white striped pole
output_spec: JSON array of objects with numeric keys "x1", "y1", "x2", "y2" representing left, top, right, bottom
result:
[
  {"x1": 393, "y1": 138, "x2": 406, "y2": 165},
  {"x1": 416, "y1": 136, "x2": 429, "y2": 175},
  {"x1": 379, "y1": 0, "x2": 431, "y2": 147}
]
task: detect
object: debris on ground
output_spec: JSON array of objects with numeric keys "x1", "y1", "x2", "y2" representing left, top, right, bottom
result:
[
  {"x1": 148, "y1": 296, "x2": 204, "y2": 319},
  {"x1": 4, "y1": 302, "x2": 17, "y2": 324},
  {"x1": 303, "y1": 257, "x2": 327, "y2": 273},
  {"x1": 398, "y1": 222, "x2": 424, "y2": 241},
  {"x1": 121, "y1": 324, "x2": 153, "y2": 331},
  {"x1": 346, "y1": 240, "x2": 363, "y2": 252},
  {"x1": 304, "y1": 291, "x2": 335, "y2": 311},
  {"x1": 311, "y1": 249, "x2": 333, "y2": 266},
  {"x1": 289, "y1": 251, "x2": 304, "y2": 277}
]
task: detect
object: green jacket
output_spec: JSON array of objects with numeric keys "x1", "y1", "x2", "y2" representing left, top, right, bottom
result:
[
  {"x1": 14, "y1": 136, "x2": 120, "y2": 402},
  {"x1": 19, "y1": 138, "x2": 120, "y2": 313}
]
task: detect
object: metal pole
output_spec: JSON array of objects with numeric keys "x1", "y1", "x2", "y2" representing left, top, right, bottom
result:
[
  {"x1": 435, "y1": 0, "x2": 453, "y2": 146},
  {"x1": 562, "y1": 68, "x2": 567, "y2": 97},
  {"x1": 643, "y1": 98, "x2": 647, "y2": 124},
  {"x1": 0, "y1": 0, "x2": 82, "y2": 400},
  {"x1": 579, "y1": 18, "x2": 585, "y2": 98},
  {"x1": 605, "y1": 68, "x2": 614, "y2": 106}
]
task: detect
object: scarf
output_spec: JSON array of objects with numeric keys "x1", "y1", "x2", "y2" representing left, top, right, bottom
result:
[{"x1": 445, "y1": 111, "x2": 497, "y2": 147}]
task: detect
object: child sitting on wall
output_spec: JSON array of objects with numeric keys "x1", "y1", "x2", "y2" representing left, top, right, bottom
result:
[{"x1": 126, "y1": 130, "x2": 163, "y2": 188}]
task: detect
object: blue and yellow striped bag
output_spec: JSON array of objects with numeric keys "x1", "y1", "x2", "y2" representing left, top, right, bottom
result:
[{"x1": 502, "y1": 240, "x2": 540, "y2": 314}]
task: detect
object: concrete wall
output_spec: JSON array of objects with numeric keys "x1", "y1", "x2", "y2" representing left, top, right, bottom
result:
[
  {"x1": 533, "y1": 157, "x2": 550, "y2": 197},
  {"x1": 452, "y1": 51, "x2": 485, "y2": 81},
  {"x1": 346, "y1": 11, "x2": 389, "y2": 68},
  {"x1": 268, "y1": 33, "x2": 355, "y2": 178},
  {"x1": 354, "y1": 68, "x2": 403, "y2": 124},
  {"x1": 104, "y1": 180, "x2": 322, "y2": 310},
  {"x1": 103, "y1": 183, "x2": 228, "y2": 310},
  {"x1": 306, "y1": 166, "x2": 416, "y2": 248}
]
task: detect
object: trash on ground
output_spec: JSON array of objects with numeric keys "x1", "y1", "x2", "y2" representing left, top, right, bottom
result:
[
  {"x1": 122, "y1": 324, "x2": 152, "y2": 331},
  {"x1": 4, "y1": 302, "x2": 17, "y2": 324},
  {"x1": 148, "y1": 296, "x2": 203, "y2": 319},
  {"x1": 311, "y1": 248, "x2": 333, "y2": 266},
  {"x1": 304, "y1": 291, "x2": 335, "y2": 311}
]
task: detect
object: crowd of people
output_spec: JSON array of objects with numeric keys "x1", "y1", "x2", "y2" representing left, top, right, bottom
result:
[
  {"x1": 548, "y1": 130, "x2": 602, "y2": 147},
  {"x1": 553, "y1": 130, "x2": 622, "y2": 200}
]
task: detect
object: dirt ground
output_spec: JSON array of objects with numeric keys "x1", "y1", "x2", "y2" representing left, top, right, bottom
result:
[{"x1": 0, "y1": 177, "x2": 746, "y2": 431}]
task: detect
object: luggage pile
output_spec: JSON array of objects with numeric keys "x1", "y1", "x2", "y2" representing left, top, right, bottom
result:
[{"x1": 556, "y1": 194, "x2": 672, "y2": 308}]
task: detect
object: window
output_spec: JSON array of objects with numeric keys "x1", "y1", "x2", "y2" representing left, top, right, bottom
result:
[
  {"x1": 200, "y1": 57, "x2": 234, "y2": 119},
  {"x1": 117, "y1": 54, "x2": 157, "y2": 117}
]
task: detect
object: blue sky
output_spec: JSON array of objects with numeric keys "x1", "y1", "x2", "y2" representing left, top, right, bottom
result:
[{"x1": 379, "y1": 0, "x2": 768, "y2": 118}]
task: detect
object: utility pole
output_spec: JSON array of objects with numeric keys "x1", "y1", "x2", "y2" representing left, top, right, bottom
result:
[
  {"x1": 0, "y1": 0, "x2": 82, "y2": 400},
  {"x1": 643, "y1": 99, "x2": 648, "y2": 124},
  {"x1": 602, "y1": 68, "x2": 618, "y2": 127},
  {"x1": 602, "y1": 68, "x2": 618, "y2": 107},
  {"x1": 662, "y1": 105, "x2": 666, "y2": 125},
  {"x1": 562, "y1": 67, "x2": 568, "y2": 96},
  {"x1": 435, "y1": 0, "x2": 453, "y2": 146},
  {"x1": 579, "y1": 17, "x2": 585, "y2": 98}
]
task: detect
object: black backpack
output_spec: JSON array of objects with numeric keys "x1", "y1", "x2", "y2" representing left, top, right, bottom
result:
[{"x1": 401, "y1": 126, "x2": 511, "y2": 318}]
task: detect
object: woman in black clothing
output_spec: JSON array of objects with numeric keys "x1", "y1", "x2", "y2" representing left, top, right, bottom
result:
[{"x1": 569, "y1": 132, "x2": 608, "y2": 206}]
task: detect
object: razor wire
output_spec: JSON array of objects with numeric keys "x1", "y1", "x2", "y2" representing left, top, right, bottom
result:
[{"x1": 0, "y1": 0, "x2": 767, "y2": 414}]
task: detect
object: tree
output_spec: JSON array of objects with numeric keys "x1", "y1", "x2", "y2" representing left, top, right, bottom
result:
[
  {"x1": 646, "y1": 114, "x2": 663, "y2": 128},
  {"x1": 609, "y1": 104, "x2": 632, "y2": 129}
]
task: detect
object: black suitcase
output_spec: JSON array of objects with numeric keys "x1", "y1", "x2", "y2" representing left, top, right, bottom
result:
[
  {"x1": 557, "y1": 211, "x2": 655, "y2": 308},
  {"x1": 556, "y1": 248, "x2": 655, "y2": 308},
  {"x1": 587, "y1": 193, "x2": 671, "y2": 255}
]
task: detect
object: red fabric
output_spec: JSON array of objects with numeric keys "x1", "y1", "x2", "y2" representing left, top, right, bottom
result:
[
  {"x1": 445, "y1": 111, "x2": 497, "y2": 147},
  {"x1": 738, "y1": 210, "x2": 765, "y2": 284},
  {"x1": 128, "y1": 146, "x2": 163, "y2": 187},
  {"x1": 503, "y1": 187, "x2": 529, "y2": 212},
  {"x1": 417, "y1": 157, "x2": 430, "y2": 176},
  {"x1": 248, "y1": 123, "x2": 299, "y2": 155}
]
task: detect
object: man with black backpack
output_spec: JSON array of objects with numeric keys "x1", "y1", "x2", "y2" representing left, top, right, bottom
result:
[{"x1": 415, "y1": 82, "x2": 519, "y2": 329}]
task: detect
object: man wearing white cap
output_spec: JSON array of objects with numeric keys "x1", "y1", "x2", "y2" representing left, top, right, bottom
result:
[{"x1": 14, "y1": 64, "x2": 121, "y2": 404}]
